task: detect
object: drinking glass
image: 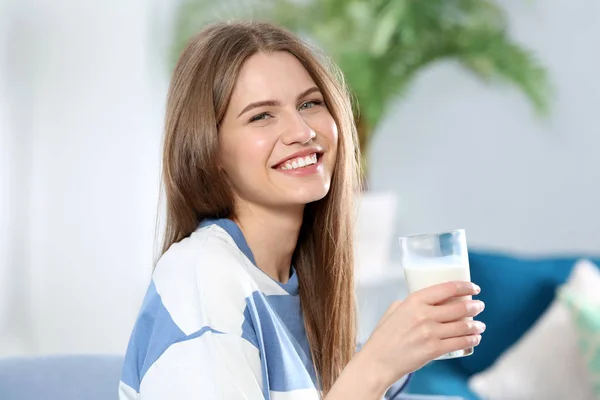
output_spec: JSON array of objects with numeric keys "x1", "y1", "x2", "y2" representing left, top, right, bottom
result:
[{"x1": 399, "y1": 229, "x2": 474, "y2": 360}]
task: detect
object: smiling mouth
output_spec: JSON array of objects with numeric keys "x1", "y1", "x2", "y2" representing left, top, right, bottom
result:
[{"x1": 274, "y1": 153, "x2": 321, "y2": 170}]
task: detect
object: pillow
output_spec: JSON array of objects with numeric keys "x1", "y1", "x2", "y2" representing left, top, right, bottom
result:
[
  {"x1": 467, "y1": 259, "x2": 600, "y2": 400},
  {"x1": 454, "y1": 252, "x2": 585, "y2": 375},
  {"x1": 558, "y1": 282, "x2": 600, "y2": 396}
]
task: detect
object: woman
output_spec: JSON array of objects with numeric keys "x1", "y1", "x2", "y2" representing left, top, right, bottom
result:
[{"x1": 119, "y1": 21, "x2": 485, "y2": 400}]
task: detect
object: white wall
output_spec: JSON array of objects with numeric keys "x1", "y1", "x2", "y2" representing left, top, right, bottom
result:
[
  {"x1": 0, "y1": 0, "x2": 37, "y2": 355},
  {"x1": 370, "y1": 0, "x2": 600, "y2": 256},
  {"x1": 0, "y1": 0, "x2": 12, "y2": 345},
  {"x1": 9, "y1": 0, "x2": 174, "y2": 355}
]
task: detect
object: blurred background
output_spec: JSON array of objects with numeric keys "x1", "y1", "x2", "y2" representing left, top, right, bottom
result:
[{"x1": 1, "y1": 0, "x2": 599, "y2": 398}]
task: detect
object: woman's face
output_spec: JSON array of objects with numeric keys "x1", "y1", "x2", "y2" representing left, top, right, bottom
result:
[{"x1": 219, "y1": 51, "x2": 338, "y2": 211}]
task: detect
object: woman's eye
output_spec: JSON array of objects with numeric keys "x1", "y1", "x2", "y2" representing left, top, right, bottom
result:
[
  {"x1": 249, "y1": 112, "x2": 271, "y2": 122},
  {"x1": 299, "y1": 100, "x2": 323, "y2": 110}
]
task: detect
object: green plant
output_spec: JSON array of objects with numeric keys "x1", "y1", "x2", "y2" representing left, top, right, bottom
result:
[{"x1": 172, "y1": 0, "x2": 551, "y2": 168}]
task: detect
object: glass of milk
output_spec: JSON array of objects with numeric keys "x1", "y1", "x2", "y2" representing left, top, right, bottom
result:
[{"x1": 399, "y1": 229, "x2": 474, "y2": 360}]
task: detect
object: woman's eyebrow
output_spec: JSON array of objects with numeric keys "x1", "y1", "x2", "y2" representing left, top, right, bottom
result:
[{"x1": 237, "y1": 86, "x2": 321, "y2": 118}]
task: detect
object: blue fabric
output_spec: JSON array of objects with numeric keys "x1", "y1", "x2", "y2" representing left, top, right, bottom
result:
[
  {"x1": 249, "y1": 291, "x2": 318, "y2": 391},
  {"x1": 406, "y1": 361, "x2": 479, "y2": 400},
  {"x1": 241, "y1": 294, "x2": 271, "y2": 399},
  {"x1": 453, "y1": 251, "x2": 600, "y2": 376},
  {"x1": 206, "y1": 217, "x2": 316, "y2": 392},
  {"x1": 121, "y1": 280, "x2": 227, "y2": 392},
  {"x1": 121, "y1": 280, "x2": 186, "y2": 391},
  {"x1": 264, "y1": 294, "x2": 314, "y2": 370},
  {"x1": 0, "y1": 355, "x2": 123, "y2": 400}
]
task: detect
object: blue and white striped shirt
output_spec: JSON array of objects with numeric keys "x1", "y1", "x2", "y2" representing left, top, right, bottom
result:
[{"x1": 119, "y1": 218, "x2": 409, "y2": 399}]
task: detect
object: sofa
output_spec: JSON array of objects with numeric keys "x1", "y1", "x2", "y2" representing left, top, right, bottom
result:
[
  {"x1": 0, "y1": 354, "x2": 123, "y2": 400},
  {"x1": 405, "y1": 250, "x2": 600, "y2": 399},
  {"x1": 0, "y1": 354, "x2": 461, "y2": 399}
]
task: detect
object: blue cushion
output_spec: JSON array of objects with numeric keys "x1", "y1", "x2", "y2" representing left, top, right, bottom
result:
[
  {"x1": 406, "y1": 361, "x2": 480, "y2": 400},
  {"x1": 450, "y1": 251, "x2": 600, "y2": 376},
  {"x1": 0, "y1": 355, "x2": 123, "y2": 400}
]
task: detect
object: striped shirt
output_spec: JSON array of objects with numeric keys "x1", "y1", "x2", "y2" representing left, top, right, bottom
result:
[{"x1": 119, "y1": 218, "x2": 409, "y2": 399}]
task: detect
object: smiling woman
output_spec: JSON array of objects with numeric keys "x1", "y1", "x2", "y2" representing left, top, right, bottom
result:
[
  {"x1": 219, "y1": 52, "x2": 338, "y2": 209},
  {"x1": 118, "y1": 20, "x2": 485, "y2": 400}
]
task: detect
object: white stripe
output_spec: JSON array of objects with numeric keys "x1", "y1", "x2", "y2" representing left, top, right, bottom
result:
[
  {"x1": 152, "y1": 236, "x2": 208, "y2": 335},
  {"x1": 153, "y1": 226, "x2": 254, "y2": 335},
  {"x1": 208, "y1": 225, "x2": 290, "y2": 297},
  {"x1": 140, "y1": 331, "x2": 263, "y2": 400},
  {"x1": 118, "y1": 381, "x2": 139, "y2": 400}
]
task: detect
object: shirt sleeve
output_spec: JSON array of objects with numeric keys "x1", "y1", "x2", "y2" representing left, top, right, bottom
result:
[
  {"x1": 135, "y1": 330, "x2": 264, "y2": 400},
  {"x1": 119, "y1": 232, "x2": 266, "y2": 400}
]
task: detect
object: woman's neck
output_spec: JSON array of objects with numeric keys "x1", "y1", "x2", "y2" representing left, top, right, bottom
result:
[{"x1": 233, "y1": 203, "x2": 304, "y2": 283}]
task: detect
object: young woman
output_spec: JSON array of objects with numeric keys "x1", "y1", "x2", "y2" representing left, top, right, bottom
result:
[{"x1": 119, "y1": 21, "x2": 485, "y2": 400}]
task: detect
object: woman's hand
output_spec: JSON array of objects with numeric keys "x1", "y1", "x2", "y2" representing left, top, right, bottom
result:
[{"x1": 358, "y1": 281, "x2": 485, "y2": 390}]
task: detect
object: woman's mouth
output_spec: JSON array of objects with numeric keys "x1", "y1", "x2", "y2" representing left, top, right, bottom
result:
[
  {"x1": 278, "y1": 153, "x2": 319, "y2": 170},
  {"x1": 273, "y1": 152, "x2": 324, "y2": 176}
]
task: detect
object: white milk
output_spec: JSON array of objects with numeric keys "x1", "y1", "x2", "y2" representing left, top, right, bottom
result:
[
  {"x1": 403, "y1": 258, "x2": 471, "y2": 293},
  {"x1": 403, "y1": 256, "x2": 475, "y2": 360}
]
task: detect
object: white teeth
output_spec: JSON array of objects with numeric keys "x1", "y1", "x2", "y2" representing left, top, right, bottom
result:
[{"x1": 279, "y1": 153, "x2": 319, "y2": 170}]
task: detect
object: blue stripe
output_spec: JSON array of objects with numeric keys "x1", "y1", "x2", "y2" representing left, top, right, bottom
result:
[
  {"x1": 249, "y1": 291, "x2": 317, "y2": 392},
  {"x1": 264, "y1": 294, "x2": 312, "y2": 370},
  {"x1": 183, "y1": 326, "x2": 224, "y2": 341},
  {"x1": 276, "y1": 267, "x2": 299, "y2": 295},
  {"x1": 243, "y1": 294, "x2": 271, "y2": 399},
  {"x1": 121, "y1": 280, "x2": 225, "y2": 392}
]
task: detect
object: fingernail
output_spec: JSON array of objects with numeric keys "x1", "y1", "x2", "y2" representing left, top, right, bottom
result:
[
  {"x1": 476, "y1": 321, "x2": 486, "y2": 332},
  {"x1": 473, "y1": 284, "x2": 481, "y2": 293}
]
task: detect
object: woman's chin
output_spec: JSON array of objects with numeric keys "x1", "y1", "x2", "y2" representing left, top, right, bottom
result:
[{"x1": 286, "y1": 184, "x2": 330, "y2": 205}]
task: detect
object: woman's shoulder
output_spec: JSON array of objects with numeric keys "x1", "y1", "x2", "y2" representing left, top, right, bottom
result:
[
  {"x1": 152, "y1": 224, "x2": 257, "y2": 307},
  {"x1": 121, "y1": 225, "x2": 261, "y2": 390},
  {"x1": 157, "y1": 224, "x2": 250, "y2": 275}
]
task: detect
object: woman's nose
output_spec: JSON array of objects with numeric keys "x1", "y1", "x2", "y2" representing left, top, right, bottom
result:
[{"x1": 281, "y1": 112, "x2": 316, "y2": 145}]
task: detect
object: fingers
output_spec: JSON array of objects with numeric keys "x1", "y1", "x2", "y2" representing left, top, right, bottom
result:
[
  {"x1": 430, "y1": 299, "x2": 485, "y2": 323},
  {"x1": 437, "y1": 319, "x2": 486, "y2": 339},
  {"x1": 437, "y1": 334, "x2": 482, "y2": 358},
  {"x1": 412, "y1": 281, "x2": 480, "y2": 306}
]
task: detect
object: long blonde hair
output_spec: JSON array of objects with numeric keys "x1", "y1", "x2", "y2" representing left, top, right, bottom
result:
[{"x1": 161, "y1": 20, "x2": 361, "y2": 394}]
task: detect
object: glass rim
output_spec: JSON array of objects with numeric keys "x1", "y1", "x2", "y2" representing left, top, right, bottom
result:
[{"x1": 398, "y1": 228, "x2": 465, "y2": 240}]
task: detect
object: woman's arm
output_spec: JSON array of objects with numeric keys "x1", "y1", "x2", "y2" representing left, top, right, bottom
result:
[
  {"x1": 351, "y1": 342, "x2": 412, "y2": 399},
  {"x1": 324, "y1": 348, "x2": 391, "y2": 400},
  {"x1": 326, "y1": 281, "x2": 485, "y2": 400}
]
